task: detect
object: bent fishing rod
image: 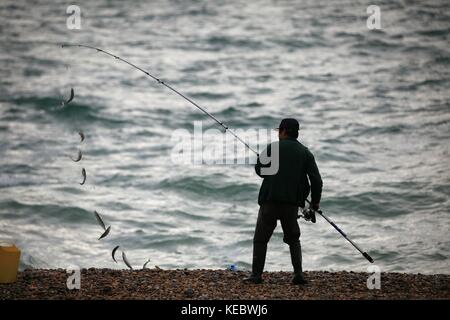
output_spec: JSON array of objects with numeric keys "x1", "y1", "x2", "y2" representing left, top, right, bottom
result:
[
  {"x1": 301, "y1": 199, "x2": 374, "y2": 263},
  {"x1": 61, "y1": 43, "x2": 258, "y2": 156}
]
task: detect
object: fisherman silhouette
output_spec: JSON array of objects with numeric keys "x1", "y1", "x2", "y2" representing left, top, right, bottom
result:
[{"x1": 244, "y1": 118, "x2": 323, "y2": 285}]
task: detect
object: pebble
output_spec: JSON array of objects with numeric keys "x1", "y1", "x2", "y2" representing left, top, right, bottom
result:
[{"x1": 184, "y1": 288, "x2": 194, "y2": 297}]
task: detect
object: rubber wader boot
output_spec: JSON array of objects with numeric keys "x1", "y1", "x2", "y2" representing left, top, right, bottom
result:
[
  {"x1": 243, "y1": 242, "x2": 267, "y2": 284},
  {"x1": 290, "y1": 242, "x2": 307, "y2": 285}
]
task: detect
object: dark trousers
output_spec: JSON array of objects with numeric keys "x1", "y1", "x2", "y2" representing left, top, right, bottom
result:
[{"x1": 251, "y1": 202, "x2": 303, "y2": 275}]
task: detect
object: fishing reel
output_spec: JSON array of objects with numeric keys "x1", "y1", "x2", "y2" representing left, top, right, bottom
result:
[{"x1": 298, "y1": 207, "x2": 317, "y2": 223}]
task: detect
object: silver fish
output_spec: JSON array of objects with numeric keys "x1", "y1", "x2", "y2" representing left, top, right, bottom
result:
[
  {"x1": 94, "y1": 210, "x2": 106, "y2": 231},
  {"x1": 143, "y1": 259, "x2": 151, "y2": 269},
  {"x1": 112, "y1": 246, "x2": 120, "y2": 263},
  {"x1": 61, "y1": 88, "x2": 75, "y2": 106},
  {"x1": 80, "y1": 168, "x2": 86, "y2": 185},
  {"x1": 66, "y1": 88, "x2": 74, "y2": 104},
  {"x1": 78, "y1": 130, "x2": 85, "y2": 143},
  {"x1": 98, "y1": 225, "x2": 111, "y2": 240},
  {"x1": 71, "y1": 149, "x2": 82, "y2": 162},
  {"x1": 122, "y1": 251, "x2": 133, "y2": 270}
]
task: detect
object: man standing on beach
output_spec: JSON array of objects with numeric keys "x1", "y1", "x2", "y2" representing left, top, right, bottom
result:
[{"x1": 244, "y1": 118, "x2": 323, "y2": 285}]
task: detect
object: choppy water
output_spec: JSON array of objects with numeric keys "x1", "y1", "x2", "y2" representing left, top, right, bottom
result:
[{"x1": 0, "y1": 0, "x2": 449, "y2": 274}]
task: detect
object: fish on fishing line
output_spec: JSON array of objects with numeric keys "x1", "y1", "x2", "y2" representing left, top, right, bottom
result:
[
  {"x1": 80, "y1": 168, "x2": 86, "y2": 185},
  {"x1": 98, "y1": 226, "x2": 111, "y2": 240},
  {"x1": 94, "y1": 210, "x2": 111, "y2": 240},
  {"x1": 122, "y1": 251, "x2": 133, "y2": 270},
  {"x1": 112, "y1": 246, "x2": 120, "y2": 263},
  {"x1": 94, "y1": 210, "x2": 106, "y2": 230},
  {"x1": 70, "y1": 149, "x2": 82, "y2": 162},
  {"x1": 78, "y1": 130, "x2": 85, "y2": 143},
  {"x1": 143, "y1": 259, "x2": 151, "y2": 269},
  {"x1": 61, "y1": 87, "x2": 74, "y2": 107}
]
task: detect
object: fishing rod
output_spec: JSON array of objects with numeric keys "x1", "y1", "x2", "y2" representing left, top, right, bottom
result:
[
  {"x1": 61, "y1": 43, "x2": 259, "y2": 156},
  {"x1": 301, "y1": 199, "x2": 374, "y2": 263}
]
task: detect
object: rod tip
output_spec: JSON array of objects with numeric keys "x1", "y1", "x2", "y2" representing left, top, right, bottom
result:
[{"x1": 363, "y1": 252, "x2": 374, "y2": 263}]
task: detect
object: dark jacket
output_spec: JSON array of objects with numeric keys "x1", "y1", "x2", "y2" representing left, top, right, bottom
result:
[{"x1": 255, "y1": 138, "x2": 322, "y2": 207}]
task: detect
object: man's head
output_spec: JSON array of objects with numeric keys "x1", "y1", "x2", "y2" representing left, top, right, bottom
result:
[{"x1": 276, "y1": 118, "x2": 299, "y2": 140}]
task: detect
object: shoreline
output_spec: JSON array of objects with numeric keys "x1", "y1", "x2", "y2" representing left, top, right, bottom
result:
[{"x1": 1, "y1": 269, "x2": 449, "y2": 300}]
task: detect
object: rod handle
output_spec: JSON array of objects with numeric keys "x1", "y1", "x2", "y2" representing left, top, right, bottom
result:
[{"x1": 363, "y1": 252, "x2": 374, "y2": 263}]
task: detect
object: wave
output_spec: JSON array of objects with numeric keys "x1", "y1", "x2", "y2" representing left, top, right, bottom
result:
[
  {"x1": 333, "y1": 31, "x2": 365, "y2": 41},
  {"x1": 214, "y1": 106, "x2": 245, "y2": 119},
  {"x1": 143, "y1": 235, "x2": 207, "y2": 250},
  {"x1": 19, "y1": 252, "x2": 49, "y2": 270},
  {"x1": 117, "y1": 232, "x2": 208, "y2": 250},
  {"x1": 0, "y1": 174, "x2": 43, "y2": 189},
  {"x1": 350, "y1": 123, "x2": 414, "y2": 136},
  {"x1": 291, "y1": 93, "x2": 327, "y2": 104},
  {"x1": 156, "y1": 176, "x2": 258, "y2": 201},
  {"x1": 187, "y1": 91, "x2": 233, "y2": 100},
  {"x1": 245, "y1": 115, "x2": 280, "y2": 128},
  {"x1": 7, "y1": 96, "x2": 131, "y2": 127},
  {"x1": 395, "y1": 78, "x2": 448, "y2": 91},
  {"x1": 206, "y1": 35, "x2": 266, "y2": 50},
  {"x1": 430, "y1": 56, "x2": 450, "y2": 65},
  {"x1": 0, "y1": 199, "x2": 94, "y2": 225},
  {"x1": 241, "y1": 102, "x2": 264, "y2": 108},
  {"x1": 350, "y1": 39, "x2": 402, "y2": 50},
  {"x1": 165, "y1": 209, "x2": 212, "y2": 221},
  {"x1": 272, "y1": 38, "x2": 327, "y2": 50},
  {"x1": 323, "y1": 189, "x2": 431, "y2": 218},
  {"x1": 416, "y1": 27, "x2": 450, "y2": 37},
  {"x1": 318, "y1": 149, "x2": 366, "y2": 163}
]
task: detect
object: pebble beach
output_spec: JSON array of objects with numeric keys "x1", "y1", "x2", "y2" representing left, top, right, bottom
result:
[{"x1": 1, "y1": 269, "x2": 449, "y2": 300}]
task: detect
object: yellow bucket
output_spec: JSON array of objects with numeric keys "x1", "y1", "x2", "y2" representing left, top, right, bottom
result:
[{"x1": 0, "y1": 242, "x2": 21, "y2": 283}]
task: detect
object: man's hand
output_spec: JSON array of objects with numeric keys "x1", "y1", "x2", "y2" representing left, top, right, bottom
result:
[{"x1": 311, "y1": 203, "x2": 320, "y2": 211}]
